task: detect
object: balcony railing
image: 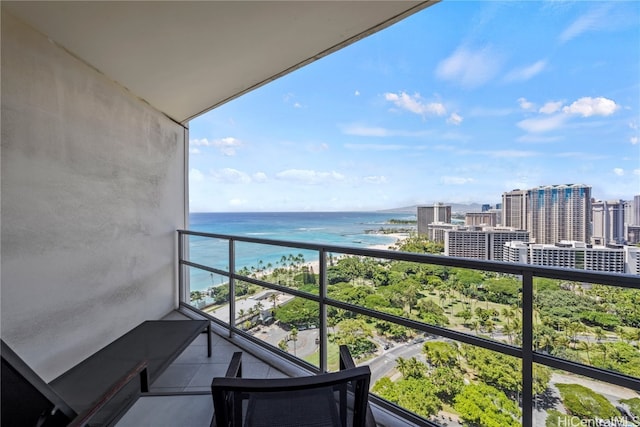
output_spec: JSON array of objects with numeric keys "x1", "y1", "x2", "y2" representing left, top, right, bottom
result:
[{"x1": 177, "y1": 229, "x2": 640, "y2": 427}]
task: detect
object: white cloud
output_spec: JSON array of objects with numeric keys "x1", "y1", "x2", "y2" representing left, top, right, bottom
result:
[
  {"x1": 517, "y1": 96, "x2": 619, "y2": 136},
  {"x1": 613, "y1": 168, "x2": 625, "y2": 176},
  {"x1": 555, "y1": 152, "x2": 608, "y2": 160},
  {"x1": 518, "y1": 97, "x2": 535, "y2": 111},
  {"x1": 253, "y1": 172, "x2": 268, "y2": 182},
  {"x1": 517, "y1": 134, "x2": 563, "y2": 144},
  {"x1": 435, "y1": 45, "x2": 503, "y2": 88},
  {"x1": 190, "y1": 137, "x2": 242, "y2": 156},
  {"x1": 517, "y1": 114, "x2": 568, "y2": 133},
  {"x1": 384, "y1": 92, "x2": 446, "y2": 116},
  {"x1": 190, "y1": 138, "x2": 209, "y2": 146},
  {"x1": 342, "y1": 124, "x2": 432, "y2": 138},
  {"x1": 562, "y1": 97, "x2": 619, "y2": 117},
  {"x1": 469, "y1": 107, "x2": 513, "y2": 117},
  {"x1": 344, "y1": 143, "x2": 410, "y2": 151},
  {"x1": 485, "y1": 150, "x2": 539, "y2": 158},
  {"x1": 294, "y1": 102, "x2": 302, "y2": 108},
  {"x1": 559, "y1": 4, "x2": 612, "y2": 43},
  {"x1": 309, "y1": 143, "x2": 330, "y2": 152},
  {"x1": 189, "y1": 148, "x2": 201, "y2": 154},
  {"x1": 441, "y1": 176, "x2": 474, "y2": 185},
  {"x1": 539, "y1": 101, "x2": 563, "y2": 115},
  {"x1": 354, "y1": 90, "x2": 360, "y2": 96},
  {"x1": 343, "y1": 125, "x2": 390, "y2": 137},
  {"x1": 189, "y1": 168, "x2": 204, "y2": 182},
  {"x1": 212, "y1": 168, "x2": 251, "y2": 184},
  {"x1": 275, "y1": 169, "x2": 345, "y2": 184},
  {"x1": 630, "y1": 136, "x2": 638, "y2": 145},
  {"x1": 363, "y1": 175, "x2": 388, "y2": 184},
  {"x1": 633, "y1": 169, "x2": 640, "y2": 176},
  {"x1": 505, "y1": 60, "x2": 547, "y2": 82},
  {"x1": 447, "y1": 113, "x2": 463, "y2": 126}
]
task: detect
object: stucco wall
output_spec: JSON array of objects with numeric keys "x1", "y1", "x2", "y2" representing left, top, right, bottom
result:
[{"x1": 1, "y1": 11, "x2": 186, "y2": 381}]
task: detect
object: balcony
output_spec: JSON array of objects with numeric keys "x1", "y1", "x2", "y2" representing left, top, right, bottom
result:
[
  {"x1": 171, "y1": 230, "x2": 640, "y2": 427},
  {"x1": 2, "y1": 2, "x2": 639, "y2": 426}
]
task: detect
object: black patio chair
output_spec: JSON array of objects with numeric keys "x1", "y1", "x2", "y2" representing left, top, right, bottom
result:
[{"x1": 211, "y1": 345, "x2": 374, "y2": 427}]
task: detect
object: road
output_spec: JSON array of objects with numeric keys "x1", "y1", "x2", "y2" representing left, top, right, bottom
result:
[{"x1": 362, "y1": 340, "x2": 425, "y2": 384}]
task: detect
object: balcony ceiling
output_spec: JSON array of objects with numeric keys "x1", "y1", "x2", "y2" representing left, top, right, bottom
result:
[{"x1": 3, "y1": 1, "x2": 435, "y2": 123}]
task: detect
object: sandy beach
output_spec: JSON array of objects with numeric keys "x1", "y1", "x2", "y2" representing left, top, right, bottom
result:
[
  {"x1": 366, "y1": 232, "x2": 409, "y2": 250},
  {"x1": 302, "y1": 232, "x2": 410, "y2": 273}
]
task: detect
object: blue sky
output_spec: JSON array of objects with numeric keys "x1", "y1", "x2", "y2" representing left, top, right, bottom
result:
[{"x1": 188, "y1": 1, "x2": 640, "y2": 213}]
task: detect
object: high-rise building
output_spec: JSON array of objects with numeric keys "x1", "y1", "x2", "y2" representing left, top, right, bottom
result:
[
  {"x1": 427, "y1": 223, "x2": 459, "y2": 242},
  {"x1": 592, "y1": 200, "x2": 625, "y2": 245},
  {"x1": 417, "y1": 203, "x2": 451, "y2": 235},
  {"x1": 481, "y1": 204, "x2": 491, "y2": 212},
  {"x1": 505, "y1": 241, "x2": 632, "y2": 274},
  {"x1": 628, "y1": 225, "x2": 640, "y2": 245},
  {"x1": 465, "y1": 212, "x2": 497, "y2": 227},
  {"x1": 502, "y1": 189, "x2": 528, "y2": 229},
  {"x1": 635, "y1": 195, "x2": 640, "y2": 226},
  {"x1": 624, "y1": 246, "x2": 640, "y2": 275},
  {"x1": 526, "y1": 184, "x2": 591, "y2": 244},
  {"x1": 444, "y1": 228, "x2": 529, "y2": 261}
]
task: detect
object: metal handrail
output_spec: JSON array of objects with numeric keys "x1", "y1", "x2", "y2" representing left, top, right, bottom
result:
[{"x1": 177, "y1": 229, "x2": 640, "y2": 427}]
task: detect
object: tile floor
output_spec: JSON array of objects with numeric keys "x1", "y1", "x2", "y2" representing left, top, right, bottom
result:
[
  {"x1": 115, "y1": 311, "x2": 420, "y2": 427},
  {"x1": 115, "y1": 312, "x2": 288, "y2": 427}
]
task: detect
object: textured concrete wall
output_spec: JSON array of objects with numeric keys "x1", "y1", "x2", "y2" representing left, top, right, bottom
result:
[{"x1": 1, "y1": 11, "x2": 186, "y2": 381}]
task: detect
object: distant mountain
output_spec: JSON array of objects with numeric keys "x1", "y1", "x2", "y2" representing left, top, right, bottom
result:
[{"x1": 379, "y1": 203, "x2": 491, "y2": 215}]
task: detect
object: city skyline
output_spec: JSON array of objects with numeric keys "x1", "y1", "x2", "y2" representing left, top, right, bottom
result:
[{"x1": 188, "y1": 1, "x2": 640, "y2": 213}]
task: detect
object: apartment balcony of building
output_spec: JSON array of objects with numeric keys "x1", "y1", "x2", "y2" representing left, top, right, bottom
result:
[{"x1": 2, "y1": 2, "x2": 640, "y2": 427}]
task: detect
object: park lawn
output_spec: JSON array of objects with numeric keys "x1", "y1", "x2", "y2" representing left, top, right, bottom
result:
[
  {"x1": 303, "y1": 342, "x2": 341, "y2": 371},
  {"x1": 304, "y1": 341, "x2": 380, "y2": 372}
]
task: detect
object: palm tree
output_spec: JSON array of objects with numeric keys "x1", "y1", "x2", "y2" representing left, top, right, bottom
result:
[
  {"x1": 485, "y1": 320, "x2": 495, "y2": 337},
  {"x1": 268, "y1": 293, "x2": 278, "y2": 311},
  {"x1": 578, "y1": 340, "x2": 592, "y2": 365},
  {"x1": 502, "y1": 308, "x2": 515, "y2": 327},
  {"x1": 470, "y1": 320, "x2": 480, "y2": 335},
  {"x1": 539, "y1": 333, "x2": 555, "y2": 354},
  {"x1": 290, "y1": 327, "x2": 298, "y2": 356},
  {"x1": 597, "y1": 342, "x2": 609, "y2": 366},
  {"x1": 502, "y1": 323, "x2": 514, "y2": 345},
  {"x1": 396, "y1": 356, "x2": 408, "y2": 376}
]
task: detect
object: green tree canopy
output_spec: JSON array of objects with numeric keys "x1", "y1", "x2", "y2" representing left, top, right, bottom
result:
[
  {"x1": 454, "y1": 383, "x2": 521, "y2": 427},
  {"x1": 555, "y1": 383, "x2": 619, "y2": 420}
]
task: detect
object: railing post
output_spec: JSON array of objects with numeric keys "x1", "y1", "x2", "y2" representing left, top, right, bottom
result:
[
  {"x1": 319, "y1": 249, "x2": 328, "y2": 372},
  {"x1": 178, "y1": 231, "x2": 185, "y2": 305},
  {"x1": 522, "y1": 270, "x2": 534, "y2": 427},
  {"x1": 229, "y1": 238, "x2": 236, "y2": 338}
]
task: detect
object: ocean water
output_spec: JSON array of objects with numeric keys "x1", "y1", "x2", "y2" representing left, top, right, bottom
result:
[{"x1": 186, "y1": 211, "x2": 415, "y2": 292}]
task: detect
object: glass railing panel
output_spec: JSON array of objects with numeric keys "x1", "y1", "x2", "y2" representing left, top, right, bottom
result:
[
  {"x1": 325, "y1": 256, "x2": 524, "y2": 345},
  {"x1": 241, "y1": 289, "x2": 320, "y2": 367},
  {"x1": 326, "y1": 308, "x2": 523, "y2": 426},
  {"x1": 186, "y1": 266, "x2": 230, "y2": 324},
  {"x1": 233, "y1": 241, "x2": 320, "y2": 296},
  {"x1": 186, "y1": 234, "x2": 230, "y2": 271},
  {"x1": 445, "y1": 267, "x2": 524, "y2": 347},
  {"x1": 535, "y1": 364, "x2": 640, "y2": 427},
  {"x1": 185, "y1": 265, "x2": 230, "y2": 321},
  {"x1": 533, "y1": 279, "x2": 640, "y2": 378}
]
